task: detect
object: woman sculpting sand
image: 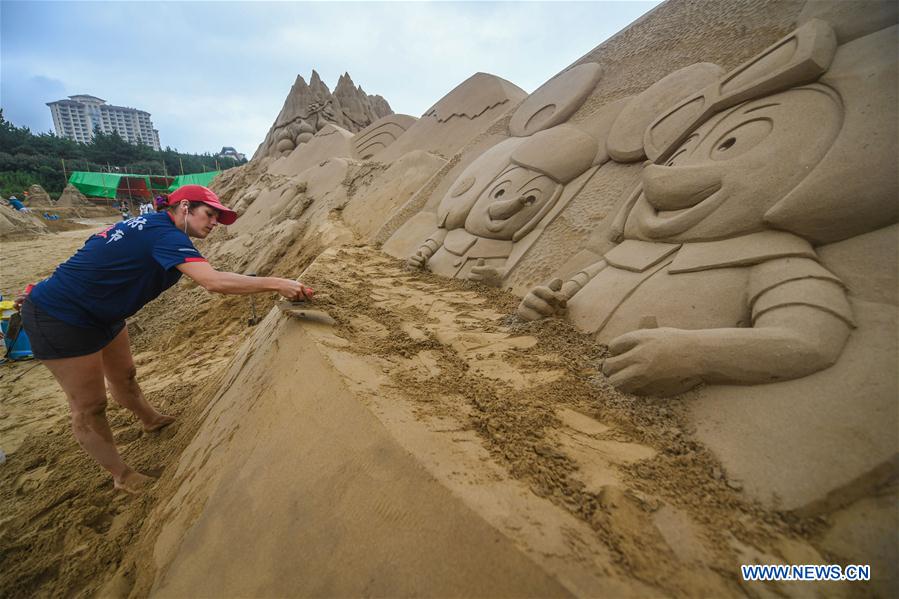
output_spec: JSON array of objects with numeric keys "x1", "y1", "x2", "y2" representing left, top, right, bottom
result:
[{"x1": 20, "y1": 185, "x2": 313, "y2": 493}]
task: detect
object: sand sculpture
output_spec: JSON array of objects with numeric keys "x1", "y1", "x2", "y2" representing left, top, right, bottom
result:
[
  {"x1": 24, "y1": 184, "x2": 53, "y2": 208},
  {"x1": 506, "y1": 19, "x2": 897, "y2": 397},
  {"x1": 374, "y1": 72, "x2": 527, "y2": 163},
  {"x1": 255, "y1": 71, "x2": 393, "y2": 159},
  {"x1": 405, "y1": 64, "x2": 605, "y2": 286},
  {"x1": 55, "y1": 183, "x2": 94, "y2": 207},
  {"x1": 406, "y1": 124, "x2": 597, "y2": 285},
  {"x1": 210, "y1": 69, "x2": 533, "y2": 288},
  {"x1": 366, "y1": 2, "x2": 896, "y2": 520}
]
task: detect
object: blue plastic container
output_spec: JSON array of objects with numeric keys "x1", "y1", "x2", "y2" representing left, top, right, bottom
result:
[{"x1": 1, "y1": 318, "x2": 33, "y2": 360}]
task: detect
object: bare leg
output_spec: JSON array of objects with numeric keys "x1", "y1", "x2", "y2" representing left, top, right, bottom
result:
[
  {"x1": 102, "y1": 326, "x2": 174, "y2": 432},
  {"x1": 41, "y1": 351, "x2": 153, "y2": 494}
]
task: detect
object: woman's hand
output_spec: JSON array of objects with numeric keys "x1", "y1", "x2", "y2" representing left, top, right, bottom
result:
[
  {"x1": 277, "y1": 279, "x2": 315, "y2": 301},
  {"x1": 178, "y1": 262, "x2": 314, "y2": 299}
]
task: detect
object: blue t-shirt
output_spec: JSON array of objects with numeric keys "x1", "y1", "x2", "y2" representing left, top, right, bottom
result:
[{"x1": 30, "y1": 212, "x2": 206, "y2": 327}]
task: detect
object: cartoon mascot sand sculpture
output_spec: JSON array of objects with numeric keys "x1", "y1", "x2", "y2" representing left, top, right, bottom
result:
[
  {"x1": 407, "y1": 125, "x2": 597, "y2": 286},
  {"x1": 406, "y1": 63, "x2": 606, "y2": 287},
  {"x1": 518, "y1": 19, "x2": 898, "y2": 396}
]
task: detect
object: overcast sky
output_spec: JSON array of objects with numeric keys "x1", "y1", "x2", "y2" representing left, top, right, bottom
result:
[{"x1": 1, "y1": 1, "x2": 658, "y2": 156}]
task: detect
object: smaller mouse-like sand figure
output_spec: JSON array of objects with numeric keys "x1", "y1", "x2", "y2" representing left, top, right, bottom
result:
[{"x1": 407, "y1": 125, "x2": 597, "y2": 287}]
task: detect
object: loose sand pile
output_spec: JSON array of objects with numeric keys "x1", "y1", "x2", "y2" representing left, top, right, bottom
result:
[
  {"x1": 0, "y1": 204, "x2": 47, "y2": 239},
  {"x1": 1, "y1": 187, "x2": 114, "y2": 240}
]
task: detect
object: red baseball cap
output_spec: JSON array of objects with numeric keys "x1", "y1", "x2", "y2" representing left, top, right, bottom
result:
[{"x1": 168, "y1": 185, "x2": 238, "y2": 225}]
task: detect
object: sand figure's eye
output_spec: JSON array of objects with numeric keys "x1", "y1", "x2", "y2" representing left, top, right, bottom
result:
[
  {"x1": 665, "y1": 134, "x2": 699, "y2": 166},
  {"x1": 710, "y1": 119, "x2": 772, "y2": 161},
  {"x1": 666, "y1": 149, "x2": 687, "y2": 166},
  {"x1": 493, "y1": 188, "x2": 506, "y2": 199},
  {"x1": 523, "y1": 195, "x2": 537, "y2": 206},
  {"x1": 717, "y1": 137, "x2": 737, "y2": 151}
]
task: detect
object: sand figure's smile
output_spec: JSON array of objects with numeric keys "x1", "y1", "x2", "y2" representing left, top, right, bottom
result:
[{"x1": 637, "y1": 163, "x2": 725, "y2": 237}]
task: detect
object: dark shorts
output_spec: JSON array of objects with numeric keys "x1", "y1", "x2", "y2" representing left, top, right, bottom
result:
[{"x1": 20, "y1": 297, "x2": 125, "y2": 360}]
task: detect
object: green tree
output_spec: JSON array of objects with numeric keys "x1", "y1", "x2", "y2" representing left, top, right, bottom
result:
[{"x1": 0, "y1": 110, "x2": 246, "y2": 197}]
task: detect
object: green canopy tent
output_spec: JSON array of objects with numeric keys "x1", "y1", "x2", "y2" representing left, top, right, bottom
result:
[
  {"x1": 68, "y1": 171, "x2": 220, "y2": 200},
  {"x1": 149, "y1": 176, "x2": 176, "y2": 194},
  {"x1": 167, "y1": 171, "x2": 221, "y2": 192},
  {"x1": 68, "y1": 171, "x2": 131, "y2": 199}
]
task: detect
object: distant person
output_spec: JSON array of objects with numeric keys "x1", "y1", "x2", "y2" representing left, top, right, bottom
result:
[
  {"x1": 8, "y1": 196, "x2": 26, "y2": 211},
  {"x1": 154, "y1": 195, "x2": 167, "y2": 212},
  {"x1": 18, "y1": 184, "x2": 315, "y2": 494},
  {"x1": 139, "y1": 202, "x2": 153, "y2": 215}
]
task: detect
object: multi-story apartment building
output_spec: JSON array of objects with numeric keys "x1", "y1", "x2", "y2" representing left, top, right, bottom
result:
[{"x1": 46, "y1": 95, "x2": 161, "y2": 150}]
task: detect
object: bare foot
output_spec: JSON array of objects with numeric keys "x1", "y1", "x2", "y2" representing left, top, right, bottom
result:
[
  {"x1": 142, "y1": 414, "x2": 175, "y2": 433},
  {"x1": 114, "y1": 470, "x2": 155, "y2": 495}
]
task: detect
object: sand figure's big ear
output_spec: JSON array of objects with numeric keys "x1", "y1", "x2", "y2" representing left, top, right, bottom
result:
[
  {"x1": 352, "y1": 115, "x2": 417, "y2": 160},
  {"x1": 509, "y1": 63, "x2": 602, "y2": 138},
  {"x1": 765, "y1": 26, "x2": 899, "y2": 244},
  {"x1": 606, "y1": 63, "x2": 724, "y2": 163},
  {"x1": 645, "y1": 19, "x2": 837, "y2": 163}
]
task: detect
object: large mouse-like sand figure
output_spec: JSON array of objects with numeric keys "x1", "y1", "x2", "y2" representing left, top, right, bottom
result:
[{"x1": 519, "y1": 20, "x2": 898, "y2": 396}]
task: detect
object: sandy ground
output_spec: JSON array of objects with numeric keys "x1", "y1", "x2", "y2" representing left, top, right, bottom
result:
[{"x1": 0, "y1": 231, "x2": 871, "y2": 597}]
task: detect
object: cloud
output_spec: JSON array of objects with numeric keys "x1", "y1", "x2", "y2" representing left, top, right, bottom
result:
[
  {"x1": 1, "y1": 1, "x2": 659, "y2": 155},
  {"x1": 0, "y1": 68, "x2": 67, "y2": 134}
]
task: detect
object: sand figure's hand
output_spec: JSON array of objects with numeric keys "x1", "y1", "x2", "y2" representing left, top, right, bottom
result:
[
  {"x1": 469, "y1": 259, "x2": 504, "y2": 287},
  {"x1": 602, "y1": 327, "x2": 702, "y2": 396},
  {"x1": 517, "y1": 278, "x2": 567, "y2": 321},
  {"x1": 407, "y1": 249, "x2": 431, "y2": 270}
]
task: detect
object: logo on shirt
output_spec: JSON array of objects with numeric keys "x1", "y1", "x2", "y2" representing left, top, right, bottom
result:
[
  {"x1": 95, "y1": 224, "x2": 116, "y2": 239},
  {"x1": 125, "y1": 217, "x2": 148, "y2": 231}
]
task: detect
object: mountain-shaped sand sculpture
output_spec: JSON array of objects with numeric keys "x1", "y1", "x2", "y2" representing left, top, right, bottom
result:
[{"x1": 255, "y1": 70, "x2": 394, "y2": 159}]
